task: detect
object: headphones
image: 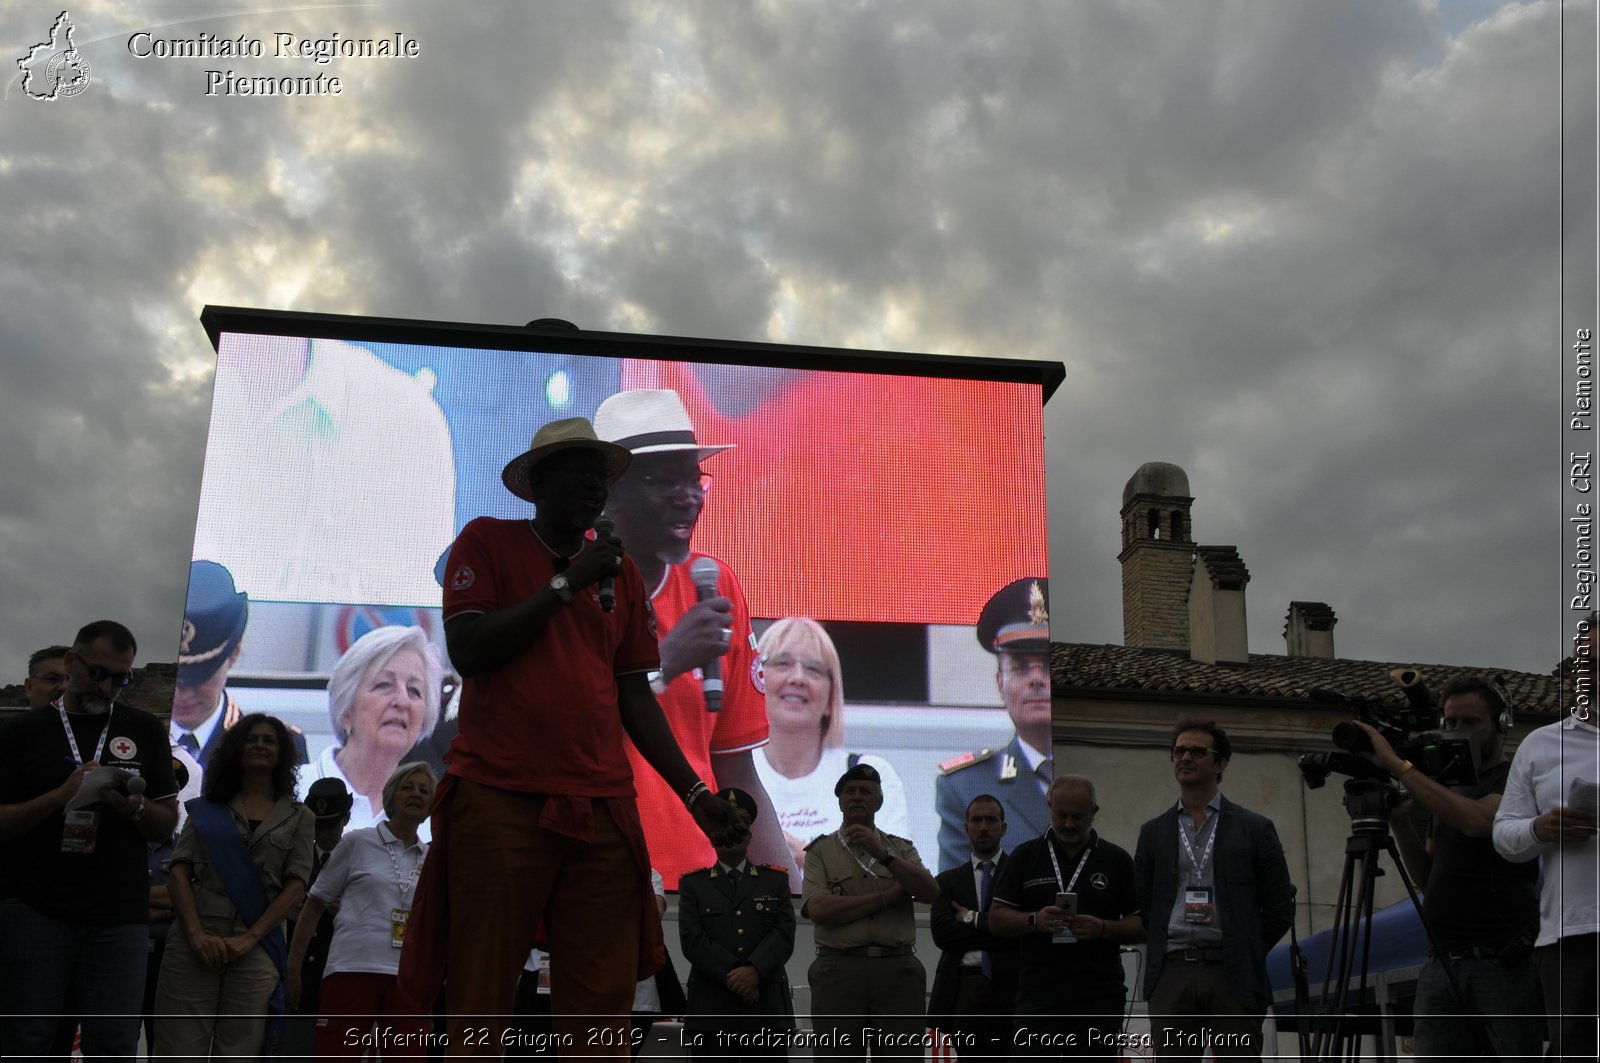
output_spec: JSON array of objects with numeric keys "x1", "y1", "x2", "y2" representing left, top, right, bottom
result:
[{"x1": 1440, "y1": 675, "x2": 1514, "y2": 734}]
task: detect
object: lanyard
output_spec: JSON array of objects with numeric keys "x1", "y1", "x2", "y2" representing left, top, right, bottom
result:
[
  {"x1": 1179, "y1": 807, "x2": 1219, "y2": 880},
  {"x1": 58, "y1": 704, "x2": 111, "y2": 767},
  {"x1": 384, "y1": 831, "x2": 426, "y2": 905},
  {"x1": 1046, "y1": 831, "x2": 1094, "y2": 894},
  {"x1": 836, "y1": 830, "x2": 886, "y2": 878}
]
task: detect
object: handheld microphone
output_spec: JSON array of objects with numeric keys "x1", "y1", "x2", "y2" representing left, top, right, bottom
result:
[
  {"x1": 690, "y1": 556, "x2": 724, "y2": 713},
  {"x1": 594, "y1": 516, "x2": 616, "y2": 613}
]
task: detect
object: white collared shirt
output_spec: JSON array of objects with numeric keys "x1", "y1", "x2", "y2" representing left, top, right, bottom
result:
[
  {"x1": 170, "y1": 695, "x2": 225, "y2": 756},
  {"x1": 1014, "y1": 735, "x2": 1052, "y2": 780}
]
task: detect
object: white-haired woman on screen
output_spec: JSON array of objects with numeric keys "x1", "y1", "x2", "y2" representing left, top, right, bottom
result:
[
  {"x1": 752, "y1": 617, "x2": 910, "y2": 868},
  {"x1": 311, "y1": 626, "x2": 442, "y2": 833}
]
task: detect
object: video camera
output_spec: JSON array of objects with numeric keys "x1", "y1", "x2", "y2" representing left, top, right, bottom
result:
[{"x1": 1296, "y1": 668, "x2": 1478, "y2": 791}]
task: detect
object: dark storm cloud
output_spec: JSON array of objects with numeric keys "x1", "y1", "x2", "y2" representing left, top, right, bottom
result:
[{"x1": 0, "y1": 0, "x2": 1578, "y2": 681}]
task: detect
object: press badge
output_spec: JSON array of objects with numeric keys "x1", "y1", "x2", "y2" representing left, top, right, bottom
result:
[
  {"x1": 61, "y1": 810, "x2": 99, "y2": 854},
  {"x1": 1183, "y1": 886, "x2": 1215, "y2": 925},
  {"x1": 390, "y1": 907, "x2": 410, "y2": 948}
]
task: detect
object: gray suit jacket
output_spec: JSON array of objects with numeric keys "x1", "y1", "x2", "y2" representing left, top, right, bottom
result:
[{"x1": 1133, "y1": 793, "x2": 1295, "y2": 1013}]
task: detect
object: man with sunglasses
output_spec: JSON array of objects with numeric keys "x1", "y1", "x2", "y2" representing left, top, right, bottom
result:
[
  {"x1": 0, "y1": 620, "x2": 179, "y2": 1060},
  {"x1": 596, "y1": 388, "x2": 789, "y2": 888},
  {"x1": 1133, "y1": 720, "x2": 1293, "y2": 1060}
]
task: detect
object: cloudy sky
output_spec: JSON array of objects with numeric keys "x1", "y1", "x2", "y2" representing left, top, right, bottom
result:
[{"x1": 2, "y1": 0, "x2": 1594, "y2": 684}]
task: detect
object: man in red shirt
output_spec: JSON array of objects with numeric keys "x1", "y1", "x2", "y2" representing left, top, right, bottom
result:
[
  {"x1": 411, "y1": 417, "x2": 745, "y2": 1058},
  {"x1": 594, "y1": 389, "x2": 789, "y2": 889}
]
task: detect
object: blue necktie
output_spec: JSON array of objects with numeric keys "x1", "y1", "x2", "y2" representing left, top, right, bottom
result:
[
  {"x1": 178, "y1": 732, "x2": 200, "y2": 758},
  {"x1": 979, "y1": 859, "x2": 994, "y2": 979}
]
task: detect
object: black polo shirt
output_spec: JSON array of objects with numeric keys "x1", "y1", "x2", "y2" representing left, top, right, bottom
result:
[
  {"x1": 990, "y1": 829, "x2": 1136, "y2": 1007},
  {"x1": 0, "y1": 704, "x2": 177, "y2": 925}
]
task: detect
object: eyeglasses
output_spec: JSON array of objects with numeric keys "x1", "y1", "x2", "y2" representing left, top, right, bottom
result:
[
  {"x1": 763, "y1": 653, "x2": 829, "y2": 681},
  {"x1": 1170, "y1": 745, "x2": 1215, "y2": 761},
  {"x1": 1000, "y1": 657, "x2": 1050, "y2": 679},
  {"x1": 76, "y1": 659, "x2": 132, "y2": 688},
  {"x1": 635, "y1": 470, "x2": 712, "y2": 497}
]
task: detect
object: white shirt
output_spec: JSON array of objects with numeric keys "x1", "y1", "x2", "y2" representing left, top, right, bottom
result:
[
  {"x1": 754, "y1": 746, "x2": 912, "y2": 843},
  {"x1": 304, "y1": 744, "x2": 432, "y2": 843},
  {"x1": 192, "y1": 335, "x2": 456, "y2": 606},
  {"x1": 309, "y1": 822, "x2": 428, "y2": 976},
  {"x1": 1492, "y1": 716, "x2": 1600, "y2": 945},
  {"x1": 1013, "y1": 735, "x2": 1052, "y2": 778},
  {"x1": 170, "y1": 697, "x2": 225, "y2": 757}
]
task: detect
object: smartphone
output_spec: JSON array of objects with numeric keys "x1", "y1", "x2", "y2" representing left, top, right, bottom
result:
[{"x1": 1055, "y1": 892, "x2": 1078, "y2": 917}]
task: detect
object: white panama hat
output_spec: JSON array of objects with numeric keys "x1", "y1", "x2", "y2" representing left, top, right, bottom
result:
[{"x1": 593, "y1": 389, "x2": 735, "y2": 462}]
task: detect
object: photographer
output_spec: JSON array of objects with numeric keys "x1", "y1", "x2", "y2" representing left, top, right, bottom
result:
[{"x1": 1352, "y1": 676, "x2": 1542, "y2": 1059}]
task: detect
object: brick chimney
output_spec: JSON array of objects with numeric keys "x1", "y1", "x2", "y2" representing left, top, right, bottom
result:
[
  {"x1": 1284, "y1": 601, "x2": 1337, "y2": 659},
  {"x1": 1118, "y1": 462, "x2": 1194, "y2": 649},
  {"x1": 1189, "y1": 546, "x2": 1250, "y2": 665}
]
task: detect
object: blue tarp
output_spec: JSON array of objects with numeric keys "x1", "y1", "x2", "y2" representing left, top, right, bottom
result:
[{"x1": 1267, "y1": 898, "x2": 1429, "y2": 1011}]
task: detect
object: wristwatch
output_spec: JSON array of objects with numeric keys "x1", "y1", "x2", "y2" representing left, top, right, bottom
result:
[
  {"x1": 963, "y1": 910, "x2": 978, "y2": 927},
  {"x1": 548, "y1": 574, "x2": 575, "y2": 604}
]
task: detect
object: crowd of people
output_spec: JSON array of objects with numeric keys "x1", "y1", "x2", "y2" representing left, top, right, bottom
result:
[{"x1": 3, "y1": 401, "x2": 1595, "y2": 1062}]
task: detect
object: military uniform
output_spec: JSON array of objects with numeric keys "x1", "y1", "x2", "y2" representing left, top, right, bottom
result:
[
  {"x1": 678, "y1": 861, "x2": 795, "y2": 1060},
  {"x1": 934, "y1": 736, "x2": 1050, "y2": 872},
  {"x1": 801, "y1": 830, "x2": 929, "y2": 1060},
  {"x1": 175, "y1": 560, "x2": 310, "y2": 768},
  {"x1": 934, "y1": 577, "x2": 1053, "y2": 873}
]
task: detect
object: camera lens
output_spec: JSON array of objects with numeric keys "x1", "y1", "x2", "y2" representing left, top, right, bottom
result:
[{"x1": 1332, "y1": 721, "x2": 1373, "y2": 753}]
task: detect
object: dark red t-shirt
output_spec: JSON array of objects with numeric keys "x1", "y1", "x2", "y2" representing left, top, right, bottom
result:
[{"x1": 442, "y1": 517, "x2": 660, "y2": 796}]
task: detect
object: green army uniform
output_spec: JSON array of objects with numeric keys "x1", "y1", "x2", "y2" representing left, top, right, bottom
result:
[{"x1": 801, "y1": 830, "x2": 929, "y2": 1061}]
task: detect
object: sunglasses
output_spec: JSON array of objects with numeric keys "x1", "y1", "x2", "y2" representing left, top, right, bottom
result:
[
  {"x1": 75, "y1": 658, "x2": 132, "y2": 688},
  {"x1": 1170, "y1": 745, "x2": 1216, "y2": 761}
]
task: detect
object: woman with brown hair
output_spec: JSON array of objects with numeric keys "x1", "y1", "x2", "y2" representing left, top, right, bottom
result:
[{"x1": 156, "y1": 713, "x2": 314, "y2": 1059}]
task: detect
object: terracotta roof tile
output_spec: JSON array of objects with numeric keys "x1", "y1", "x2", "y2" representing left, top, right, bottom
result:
[{"x1": 1051, "y1": 642, "x2": 1566, "y2": 716}]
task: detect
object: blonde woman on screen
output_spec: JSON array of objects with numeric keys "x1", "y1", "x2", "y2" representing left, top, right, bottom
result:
[{"x1": 752, "y1": 618, "x2": 910, "y2": 868}]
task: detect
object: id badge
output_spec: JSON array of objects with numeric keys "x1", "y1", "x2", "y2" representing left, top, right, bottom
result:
[
  {"x1": 1183, "y1": 886, "x2": 1214, "y2": 925},
  {"x1": 389, "y1": 906, "x2": 410, "y2": 948},
  {"x1": 61, "y1": 810, "x2": 98, "y2": 854}
]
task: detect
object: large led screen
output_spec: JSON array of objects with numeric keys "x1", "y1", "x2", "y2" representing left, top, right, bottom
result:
[{"x1": 182, "y1": 311, "x2": 1056, "y2": 889}]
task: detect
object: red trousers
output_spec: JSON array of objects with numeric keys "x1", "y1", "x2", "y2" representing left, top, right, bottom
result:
[
  {"x1": 315, "y1": 971, "x2": 430, "y2": 1060},
  {"x1": 444, "y1": 780, "x2": 645, "y2": 1059}
]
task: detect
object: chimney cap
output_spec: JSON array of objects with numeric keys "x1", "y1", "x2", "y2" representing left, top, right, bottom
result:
[
  {"x1": 1122, "y1": 462, "x2": 1191, "y2": 508},
  {"x1": 1286, "y1": 601, "x2": 1338, "y2": 632}
]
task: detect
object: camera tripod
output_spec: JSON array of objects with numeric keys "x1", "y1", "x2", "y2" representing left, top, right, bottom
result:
[{"x1": 1303, "y1": 778, "x2": 1497, "y2": 1062}]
